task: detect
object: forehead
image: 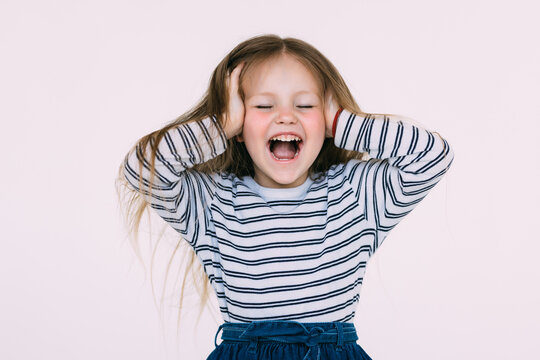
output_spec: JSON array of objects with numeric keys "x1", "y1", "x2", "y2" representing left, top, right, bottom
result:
[{"x1": 242, "y1": 54, "x2": 321, "y2": 98}]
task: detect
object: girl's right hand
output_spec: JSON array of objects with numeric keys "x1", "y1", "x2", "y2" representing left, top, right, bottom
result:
[{"x1": 222, "y1": 62, "x2": 245, "y2": 139}]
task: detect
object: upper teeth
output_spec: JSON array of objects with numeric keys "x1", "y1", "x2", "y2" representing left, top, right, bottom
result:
[{"x1": 270, "y1": 135, "x2": 301, "y2": 142}]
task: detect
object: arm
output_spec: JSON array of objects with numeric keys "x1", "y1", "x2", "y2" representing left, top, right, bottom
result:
[
  {"x1": 122, "y1": 116, "x2": 228, "y2": 246},
  {"x1": 122, "y1": 62, "x2": 245, "y2": 246},
  {"x1": 333, "y1": 108, "x2": 455, "y2": 249}
]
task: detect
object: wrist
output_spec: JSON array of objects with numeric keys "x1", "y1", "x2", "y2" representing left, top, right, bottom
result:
[
  {"x1": 221, "y1": 114, "x2": 239, "y2": 139},
  {"x1": 332, "y1": 107, "x2": 344, "y2": 138}
]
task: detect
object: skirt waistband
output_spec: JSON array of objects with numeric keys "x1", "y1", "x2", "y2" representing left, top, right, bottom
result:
[{"x1": 215, "y1": 320, "x2": 358, "y2": 348}]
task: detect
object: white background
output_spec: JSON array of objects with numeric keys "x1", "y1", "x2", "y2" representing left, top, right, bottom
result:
[{"x1": 1, "y1": 0, "x2": 539, "y2": 359}]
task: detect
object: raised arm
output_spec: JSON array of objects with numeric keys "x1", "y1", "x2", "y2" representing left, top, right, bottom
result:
[
  {"x1": 122, "y1": 116, "x2": 228, "y2": 245},
  {"x1": 333, "y1": 109, "x2": 455, "y2": 249},
  {"x1": 122, "y1": 63, "x2": 244, "y2": 246}
]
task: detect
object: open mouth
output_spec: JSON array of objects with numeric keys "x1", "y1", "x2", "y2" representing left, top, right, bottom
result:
[{"x1": 268, "y1": 135, "x2": 302, "y2": 161}]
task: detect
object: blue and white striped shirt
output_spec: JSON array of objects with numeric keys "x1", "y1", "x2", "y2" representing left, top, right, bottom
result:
[{"x1": 123, "y1": 109, "x2": 454, "y2": 323}]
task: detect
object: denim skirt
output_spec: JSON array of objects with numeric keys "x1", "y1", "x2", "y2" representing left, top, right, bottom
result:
[{"x1": 207, "y1": 320, "x2": 372, "y2": 360}]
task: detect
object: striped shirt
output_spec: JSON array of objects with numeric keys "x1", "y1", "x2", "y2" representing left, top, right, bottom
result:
[{"x1": 123, "y1": 109, "x2": 455, "y2": 323}]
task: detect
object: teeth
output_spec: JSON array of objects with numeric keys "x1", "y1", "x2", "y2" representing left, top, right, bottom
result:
[{"x1": 270, "y1": 135, "x2": 301, "y2": 142}]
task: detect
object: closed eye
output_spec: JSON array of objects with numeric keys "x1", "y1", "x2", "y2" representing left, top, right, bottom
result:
[{"x1": 255, "y1": 105, "x2": 314, "y2": 109}]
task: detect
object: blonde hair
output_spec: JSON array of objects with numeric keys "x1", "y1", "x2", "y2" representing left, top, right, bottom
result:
[{"x1": 115, "y1": 34, "x2": 378, "y2": 335}]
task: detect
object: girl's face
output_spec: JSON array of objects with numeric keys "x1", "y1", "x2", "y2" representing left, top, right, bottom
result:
[{"x1": 238, "y1": 54, "x2": 326, "y2": 188}]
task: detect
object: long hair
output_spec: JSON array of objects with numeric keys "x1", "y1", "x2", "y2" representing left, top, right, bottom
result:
[{"x1": 115, "y1": 34, "x2": 373, "y2": 335}]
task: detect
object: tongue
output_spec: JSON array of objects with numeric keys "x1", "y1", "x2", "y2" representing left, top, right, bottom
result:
[{"x1": 272, "y1": 141, "x2": 296, "y2": 160}]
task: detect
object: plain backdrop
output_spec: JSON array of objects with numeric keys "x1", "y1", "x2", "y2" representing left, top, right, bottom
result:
[{"x1": 1, "y1": 0, "x2": 539, "y2": 359}]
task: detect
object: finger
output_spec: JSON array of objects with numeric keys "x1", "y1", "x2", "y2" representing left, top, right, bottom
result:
[
  {"x1": 230, "y1": 62, "x2": 244, "y2": 89},
  {"x1": 324, "y1": 92, "x2": 332, "y2": 112},
  {"x1": 326, "y1": 91, "x2": 334, "y2": 106},
  {"x1": 233, "y1": 61, "x2": 245, "y2": 74}
]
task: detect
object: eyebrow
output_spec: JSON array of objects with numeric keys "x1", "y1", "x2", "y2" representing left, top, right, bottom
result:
[{"x1": 248, "y1": 90, "x2": 318, "y2": 98}]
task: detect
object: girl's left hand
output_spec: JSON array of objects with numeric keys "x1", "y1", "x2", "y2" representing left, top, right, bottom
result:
[{"x1": 324, "y1": 91, "x2": 340, "y2": 138}]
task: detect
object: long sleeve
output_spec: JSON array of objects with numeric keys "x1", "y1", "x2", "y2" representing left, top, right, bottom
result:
[
  {"x1": 333, "y1": 109, "x2": 455, "y2": 250},
  {"x1": 122, "y1": 115, "x2": 228, "y2": 247}
]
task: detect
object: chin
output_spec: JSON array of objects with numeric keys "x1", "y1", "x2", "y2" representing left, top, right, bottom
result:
[{"x1": 271, "y1": 173, "x2": 307, "y2": 188}]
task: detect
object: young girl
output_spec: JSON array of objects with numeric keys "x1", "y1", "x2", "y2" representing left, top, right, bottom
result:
[{"x1": 118, "y1": 34, "x2": 454, "y2": 360}]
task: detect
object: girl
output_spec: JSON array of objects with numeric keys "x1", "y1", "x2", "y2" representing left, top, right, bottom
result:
[{"x1": 118, "y1": 34, "x2": 454, "y2": 359}]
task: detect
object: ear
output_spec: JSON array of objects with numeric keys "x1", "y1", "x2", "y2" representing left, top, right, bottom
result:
[{"x1": 236, "y1": 134, "x2": 244, "y2": 142}]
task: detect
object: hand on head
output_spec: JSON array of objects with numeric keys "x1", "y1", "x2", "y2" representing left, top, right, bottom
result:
[
  {"x1": 223, "y1": 62, "x2": 246, "y2": 139},
  {"x1": 324, "y1": 91, "x2": 340, "y2": 138}
]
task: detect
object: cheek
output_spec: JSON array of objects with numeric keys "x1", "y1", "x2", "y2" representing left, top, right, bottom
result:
[
  {"x1": 242, "y1": 112, "x2": 269, "y2": 151},
  {"x1": 243, "y1": 111, "x2": 269, "y2": 137},
  {"x1": 246, "y1": 110, "x2": 269, "y2": 122},
  {"x1": 304, "y1": 112, "x2": 326, "y2": 135}
]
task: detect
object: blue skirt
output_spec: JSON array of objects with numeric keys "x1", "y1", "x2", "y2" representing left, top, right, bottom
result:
[{"x1": 207, "y1": 320, "x2": 373, "y2": 360}]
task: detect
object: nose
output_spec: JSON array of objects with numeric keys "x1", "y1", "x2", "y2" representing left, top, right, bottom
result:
[{"x1": 276, "y1": 106, "x2": 297, "y2": 124}]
